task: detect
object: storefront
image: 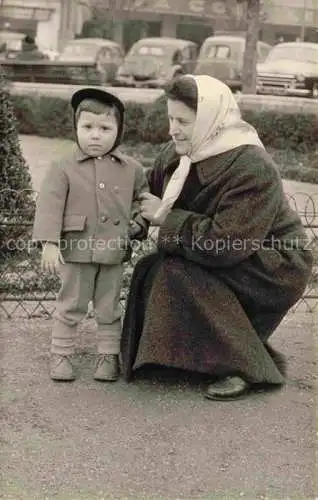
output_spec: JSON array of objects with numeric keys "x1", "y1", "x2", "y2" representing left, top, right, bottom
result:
[
  {"x1": 0, "y1": 0, "x2": 91, "y2": 51},
  {"x1": 260, "y1": 0, "x2": 318, "y2": 44},
  {"x1": 98, "y1": 0, "x2": 318, "y2": 47},
  {"x1": 98, "y1": 0, "x2": 246, "y2": 47}
]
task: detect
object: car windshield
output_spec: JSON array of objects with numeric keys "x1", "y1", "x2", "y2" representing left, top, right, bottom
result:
[
  {"x1": 6, "y1": 39, "x2": 22, "y2": 51},
  {"x1": 266, "y1": 46, "x2": 318, "y2": 64},
  {"x1": 129, "y1": 45, "x2": 167, "y2": 57},
  {"x1": 202, "y1": 44, "x2": 231, "y2": 59},
  {"x1": 61, "y1": 43, "x2": 98, "y2": 57}
]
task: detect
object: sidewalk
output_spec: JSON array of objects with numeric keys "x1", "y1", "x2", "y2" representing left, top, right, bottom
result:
[{"x1": 1, "y1": 308, "x2": 316, "y2": 500}]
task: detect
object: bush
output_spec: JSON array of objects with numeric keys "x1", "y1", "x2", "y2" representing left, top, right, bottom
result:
[
  {"x1": 0, "y1": 69, "x2": 35, "y2": 255},
  {"x1": 243, "y1": 110, "x2": 318, "y2": 153},
  {"x1": 10, "y1": 94, "x2": 147, "y2": 143},
  {"x1": 10, "y1": 93, "x2": 318, "y2": 154},
  {"x1": 139, "y1": 94, "x2": 169, "y2": 144},
  {"x1": 123, "y1": 100, "x2": 147, "y2": 142},
  {"x1": 12, "y1": 95, "x2": 75, "y2": 139}
]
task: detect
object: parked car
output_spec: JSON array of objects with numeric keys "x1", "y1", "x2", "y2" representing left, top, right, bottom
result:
[
  {"x1": 194, "y1": 35, "x2": 272, "y2": 91},
  {"x1": 256, "y1": 42, "x2": 318, "y2": 98},
  {"x1": 0, "y1": 31, "x2": 25, "y2": 61},
  {"x1": 115, "y1": 37, "x2": 198, "y2": 88},
  {"x1": 58, "y1": 38, "x2": 124, "y2": 84}
]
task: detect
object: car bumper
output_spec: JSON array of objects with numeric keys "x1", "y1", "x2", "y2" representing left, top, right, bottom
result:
[
  {"x1": 256, "y1": 78, "x2": 312, "y2": 97},
  {"x1": 257, "y1": 86, "x2": 312, "y2": 97}
]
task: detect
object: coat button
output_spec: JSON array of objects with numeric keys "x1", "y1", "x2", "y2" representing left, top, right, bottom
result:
[
  {"x1": 97, "y1": 156, "x2": 102, "y2": 160},
  {"x1": 114, "y1": 186, "x2": 119, "y2": 192},
  {"x1": 99, "y1": 182, "x2": 105, "y2": 189},
  {"x1": 100, "y1": 215, "x2": 108, "y2": 222},
  {"x1": 113, "y1": 219, "x2": 120, "y2": 225}
]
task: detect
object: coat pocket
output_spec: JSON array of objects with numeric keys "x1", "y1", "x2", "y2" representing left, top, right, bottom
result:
[{"x1": 62, "y1": 214, "x2": 87, "y2": 232}]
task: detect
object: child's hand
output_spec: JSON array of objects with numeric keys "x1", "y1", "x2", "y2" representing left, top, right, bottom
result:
[{"x1": 41, "y1": 242, "x2": 65, "y2": 274}]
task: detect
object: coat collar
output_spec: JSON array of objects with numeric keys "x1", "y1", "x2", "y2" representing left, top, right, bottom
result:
[
  {"x1": 162, "y1": 141, "x2": 247, "y2": 186},
  {"x1": 74, "y1": 145, "x2": 125, "y2": 165}
]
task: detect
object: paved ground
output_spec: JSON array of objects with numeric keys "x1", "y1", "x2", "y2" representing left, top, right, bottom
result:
[
  {"x1": 1, "y1": 310, "x2": 317, "y2": 500},
  {"x1": 0, "y1": 136, "x2": 317, "y2": 499}
]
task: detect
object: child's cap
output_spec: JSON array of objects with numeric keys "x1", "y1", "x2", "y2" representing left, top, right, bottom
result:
[{"x1": 71, "y1": 87, "x2": 125, "y2": 116}]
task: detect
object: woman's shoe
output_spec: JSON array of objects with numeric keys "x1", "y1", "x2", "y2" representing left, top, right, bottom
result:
[{"x1": 204, "y1": 376, "x2": 249, "y2": 401}]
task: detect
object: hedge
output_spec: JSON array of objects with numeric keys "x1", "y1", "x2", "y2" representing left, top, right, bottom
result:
[
  {"x1": 10, "y1": 93, "x2": 318, "y2": 153},
  {"x1": 0, "y1": 69, "x2": 35, "y2": 256}
]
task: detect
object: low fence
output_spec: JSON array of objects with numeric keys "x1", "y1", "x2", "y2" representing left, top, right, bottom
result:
[
  {"x1": 1, "y1": 60, "x2": 103, "y2": 85},
  {"x1": 0, "y1": 189, "x2": 317, "y2": 319}
]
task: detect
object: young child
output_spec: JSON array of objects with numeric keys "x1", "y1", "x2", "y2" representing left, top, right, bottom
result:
[{"x1": 32, "y1": 88, "x2": 149, "y2": 382}]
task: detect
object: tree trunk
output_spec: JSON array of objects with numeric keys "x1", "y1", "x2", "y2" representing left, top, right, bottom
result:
[{"x1": 241, "y1": 0, "x2": 261, "y2": 94}]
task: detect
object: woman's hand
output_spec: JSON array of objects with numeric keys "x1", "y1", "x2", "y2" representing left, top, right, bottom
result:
[
  {"x1": 139, "y1": 192, "x2": 167, "y2": 226},
  {"x1": 128, "y1": 220, "x2": 142, "y2": 238},
  {"x1": 41, "y1": 242, "x2": 65, "y2": 274}
]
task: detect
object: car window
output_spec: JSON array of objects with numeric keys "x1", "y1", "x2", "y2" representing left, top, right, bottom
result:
[
  {"x1": 110, "y1": 47, "x2": 123, "y2": 62},
  {"x1": 181, "y1": 46, "x2": 191, "y2": 60},
  {"x1": 172, "y1": 50, "x2": 183, "y2": 64},
  {"x1": 98, "y1": 47, "x2": 112, "y2": 61},
  {"x1": 203, "y1": 44, "x2": 231, "y2": 59},
  {"x1": 61, "y1": 43, "x2": 97, "y2": 57},
  {"x1": 6, "y1": 39, "x2": 22, "y2": 51},
  {"x1": 131, "y1": 45, "x2": 165, "y2": 56},
  {"x1": 258, "y1": 44, "x2": 271, "y2": 62},
  {"x1": 114, "y1": 47, "x2": 124, "y2": 59}
]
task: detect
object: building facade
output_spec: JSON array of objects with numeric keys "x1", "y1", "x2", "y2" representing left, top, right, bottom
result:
[
  {"x1": 96, "y1": 0, "x2": 318, "y2": 46},
  {"x1": 1, "y1": 0, "x2": 317, "y2": 54},
  {"x1": 0, "y1": 0, "x2": 91, "y2": 51},
  {"x1": 260, "y1": 0, "x2": 318, "y2": 43}
]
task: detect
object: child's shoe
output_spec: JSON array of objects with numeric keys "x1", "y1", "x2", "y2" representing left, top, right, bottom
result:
[
  {"x1": 50, "y1": 354, "x2": 75, "y2": 381},
  {"x1": 93, "y1": 354, "x2": 120, "y2": 381}
]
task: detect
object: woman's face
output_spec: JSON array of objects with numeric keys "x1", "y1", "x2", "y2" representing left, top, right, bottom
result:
[{"x1": 167, "y1": 99, "x2": 196, "y2": 155}]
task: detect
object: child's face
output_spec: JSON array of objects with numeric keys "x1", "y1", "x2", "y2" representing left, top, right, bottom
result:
[{"x1": 76, "y1": 110, "x2": 119, "y2": 156}]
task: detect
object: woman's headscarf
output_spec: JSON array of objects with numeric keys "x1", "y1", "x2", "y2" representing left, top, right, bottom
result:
[
  {"x1": 152, "y1": 74, "x2": 264, "y2": 223},
  {"x1": 188, "y1": 74, "x2": 264, "y2": 161}
]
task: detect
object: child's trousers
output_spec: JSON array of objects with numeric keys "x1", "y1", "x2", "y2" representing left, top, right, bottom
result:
[{"x1": 51, "y1": 262, "x2": 123, "y2": 356}]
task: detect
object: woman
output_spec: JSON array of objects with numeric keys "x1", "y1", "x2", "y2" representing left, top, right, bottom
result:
[{"x1": 120, "y1": 75, "x2": 313, "y2": 400}]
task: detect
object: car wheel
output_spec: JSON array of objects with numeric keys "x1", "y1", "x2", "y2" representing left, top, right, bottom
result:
[{"x1": 311, "y1": 83, "x2": 318, "y2": 99}]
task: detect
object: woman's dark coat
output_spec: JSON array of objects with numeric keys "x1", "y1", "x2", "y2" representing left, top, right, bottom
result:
[{"x1": 121, "y1": 142, "x2": 313, "y2": 385}]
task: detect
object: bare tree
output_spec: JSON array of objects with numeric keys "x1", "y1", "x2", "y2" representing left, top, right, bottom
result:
[
  {"x1": 241, "y1": 0, "x2": 261, "y2": 94},
  {"x1": 223, "y1": 0, "x2": 261, "y2": 94},
  {"x1": 223, "y1": 0, "x2": 245, "y2": 30}
]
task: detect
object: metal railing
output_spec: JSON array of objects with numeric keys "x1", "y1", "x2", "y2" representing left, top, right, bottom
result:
[{"x1": 0, "y1": 189, "x2": 317, "y2": 319}]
